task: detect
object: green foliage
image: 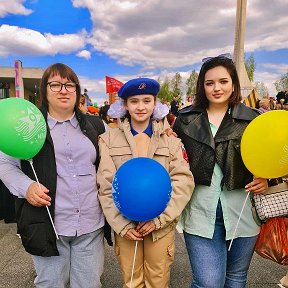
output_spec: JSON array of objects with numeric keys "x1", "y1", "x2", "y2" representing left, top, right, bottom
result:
[
  {"x1": 274, "y1": 72, "x2": 288, "y2": 92},
  {"x1": 171, "y1": 72, "x2": 182, "y2": 98},
  {"x1": 244, "y1": 53, "x2": 256, "y2": 82},
  {"x1": 157, "y1": 77, "x2": 173, "y2": 103},
  {"x1": 158, "y1": 70, "x2": 199, "y2": 103},
  {"x1": 186, "y1": 70, "x2": 198, "y2": 96}
]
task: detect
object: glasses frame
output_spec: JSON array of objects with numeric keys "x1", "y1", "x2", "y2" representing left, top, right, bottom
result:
[
  {"x1": 47, "y1": 81, "x2": 77, "y2": 93},
  {"x1": 202, "y1": 53, "x2": 232, "y2": 64}
]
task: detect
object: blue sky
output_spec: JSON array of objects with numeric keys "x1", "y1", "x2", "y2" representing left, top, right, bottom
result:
[{"x1": 0, "y1": 0, "x2": 288, "y2": 105}]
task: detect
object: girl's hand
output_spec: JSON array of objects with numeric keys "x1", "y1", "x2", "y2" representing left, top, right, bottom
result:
[
  {"x1": 245, "y1": 178, "x2": 268, "y2": 194},
  {"x1": 124, "y1": 228, "x2": 143, "y2": 241},
  {"x1": 136, "y1": 221, "x2": 156, "y2": 237}
]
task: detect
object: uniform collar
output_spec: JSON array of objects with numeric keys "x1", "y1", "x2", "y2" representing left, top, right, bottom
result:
[{"x1": 130, "y1": 119, "x2": 153, "y2": 137}]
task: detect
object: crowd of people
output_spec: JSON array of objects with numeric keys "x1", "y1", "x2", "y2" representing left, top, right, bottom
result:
[
  {"x1": 168, "y1": 88, "x2": 288, "y2": 120},
  {"x1": 254, "y1": 92, "x2": 288, "y2": 112},
  {"x1": 0, "y1": 57, "x2": 287, "y2": 288}
]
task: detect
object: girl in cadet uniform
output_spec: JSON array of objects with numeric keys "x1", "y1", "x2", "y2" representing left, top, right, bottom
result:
[{"x1": 97, "y1": 77, "x2": 194, "y2": 288}]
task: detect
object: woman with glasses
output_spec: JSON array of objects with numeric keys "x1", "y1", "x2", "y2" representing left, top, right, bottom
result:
[
  {"x1": 173, "y1": 55, "x2": 268, "y2": 288},
  {"x1": 0, "y1": 63, "x2": 112, "y2": 288}
]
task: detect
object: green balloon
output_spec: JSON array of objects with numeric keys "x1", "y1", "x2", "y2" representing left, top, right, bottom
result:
[
  {"x1": 93, "y1": 102, "x2": 98, "y2": 108},
  {"x1": 0, "y1": 98, "x2": 46, "y2": 160}
]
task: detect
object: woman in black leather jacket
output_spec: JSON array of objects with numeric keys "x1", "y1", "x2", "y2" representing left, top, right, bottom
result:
[{"x1": 173, "y1": 54, "x2": 268, "y2": 288}]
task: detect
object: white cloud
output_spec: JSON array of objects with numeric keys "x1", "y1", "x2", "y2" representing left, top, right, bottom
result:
[
  {"x1": 254, "y1": 71, "x2": 280, "y2": 96},
  {"x1": 254, "y1": 62, "x2": 288, "y2": 96},
  {"x1": 78, "y1": 75, "x2": 107, "y2": 105},
  {"x1": 0, "y1": 0, "x2": 288, "y2": 69},
  {"x1": 79, "y1": 76, "x2": 105, "y2": 95},
  {"x1": 80, "y1": 0, "x2": 288, "y2": 97},
  {"x1": 0, "y1": 0, "x2": 32, "y2": 17},
  {"x1": 74, "y1": 0, "x2": 288, "y2": 70},
  {"x1": 76, "y1": 49, "x2": 91, "y2": 59},
  {"x1": 0, "y1": 25, "x2": 51, "y2": 56},
  {"x1": 2, "y1": 1, "x2": 288, "y2": 70},
  {"x1": 261, "y1": 63, "x2": 288, "y2": 75},
  {"x1": 1, "y1": 0, "x2": 288, "y2": 97},
  {"x1": 45, "y1": 31, "x2": 87, "y2": 54},
  {"x1": 0, "y1": 25, "x2": 87, "y2": 57}
]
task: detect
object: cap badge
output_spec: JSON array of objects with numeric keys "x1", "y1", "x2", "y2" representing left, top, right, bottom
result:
[{"x1": 138, "y1": 83, "x2": 146, "y2": 90}]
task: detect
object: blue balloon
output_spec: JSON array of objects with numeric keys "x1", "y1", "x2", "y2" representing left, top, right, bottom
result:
[{"x1": 112, "y1": 157, "x2": 172, "y2": 221}]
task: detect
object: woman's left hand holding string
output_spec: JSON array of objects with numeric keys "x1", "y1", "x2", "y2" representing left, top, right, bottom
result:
[{"x1": 245, "y1": 177, "x2": 268, "y2": 194}]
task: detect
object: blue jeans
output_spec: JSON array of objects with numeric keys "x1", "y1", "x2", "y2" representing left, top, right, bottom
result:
[
  {"x1": 32, "y1": 228, "x2": 104, "y2": 288},
  {"x1": 184, "y1": 202, "x2": 257, "y2": 288}
]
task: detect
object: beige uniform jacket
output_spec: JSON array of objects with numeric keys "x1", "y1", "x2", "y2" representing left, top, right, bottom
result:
[{"x1": 97, "y1": 118, "x2": 194, "y2": 242}]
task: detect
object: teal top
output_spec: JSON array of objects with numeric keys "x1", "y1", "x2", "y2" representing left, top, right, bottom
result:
[{"x1": 180, "y1": 122, "x2": 260, "y2": 240}]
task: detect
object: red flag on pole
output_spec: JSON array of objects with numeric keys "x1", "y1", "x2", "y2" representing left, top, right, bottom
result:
[{"x1": 105, "y1": 76, "x2": 123, "y2": 93}]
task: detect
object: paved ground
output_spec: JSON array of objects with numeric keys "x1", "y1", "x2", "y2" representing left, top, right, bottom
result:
[{"x1": 0, "y1": 220, "x2": 286, "y2": 288}]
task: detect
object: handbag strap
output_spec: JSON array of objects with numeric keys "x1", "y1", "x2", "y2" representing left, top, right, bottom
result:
[{"x1": 263, "y1": 182, "x2": 288, "y2": 195}]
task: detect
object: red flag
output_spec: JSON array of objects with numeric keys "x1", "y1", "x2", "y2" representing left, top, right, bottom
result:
[{"x1": 105, "y1": 76, "x2": 123, "y2": 93}]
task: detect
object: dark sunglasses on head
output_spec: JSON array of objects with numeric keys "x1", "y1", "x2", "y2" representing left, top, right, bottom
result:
[{"x1": 202, "y1": 53, "x2": 233, "y2": 64}]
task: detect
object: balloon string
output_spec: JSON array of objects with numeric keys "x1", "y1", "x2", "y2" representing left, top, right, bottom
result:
[
  {"x1": 228, "y1": 191, "x2": 250, "y2": 251},
  {"x1": 129, "y1": 240, "x2": 138, "y2": 288},
  {"x1": 28, "y1": 159, "x2": 59, "y2": 240}
]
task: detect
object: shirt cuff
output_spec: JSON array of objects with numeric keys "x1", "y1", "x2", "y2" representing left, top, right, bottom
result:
[
  {"x1": 119, "y1": 222, "x2": 136, "y2": 237},
  {"x1": 11, "y1": 179, "x2": 34, "y2": 198},
  {"x1": 153, "y1": 217, "x2": 162, "y2": 230}
]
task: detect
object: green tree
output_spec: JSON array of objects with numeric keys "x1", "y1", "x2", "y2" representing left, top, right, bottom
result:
[
  {"x1": 244, "y1": 53, "x2": 256, "y2": 82},
  {"x1": 186, "y1": 70, "x2": 198, "y2": 96},
  {"x1": 171, "y1": 72, "x2": 182, "y2": 98},
  {"x1": 254, "y1": 81, "x2": 269, "y2": 98},
  {"x1": 274, "y1": 72, "x2": 288, "y2": 92},
  {"x1": 157, "y1": 77, "x2": 172, "y2": 103}
]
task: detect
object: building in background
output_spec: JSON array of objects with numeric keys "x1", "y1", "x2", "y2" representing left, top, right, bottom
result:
[{"x1": 0, "y1": 60, "x2": 43, "y2": 106}]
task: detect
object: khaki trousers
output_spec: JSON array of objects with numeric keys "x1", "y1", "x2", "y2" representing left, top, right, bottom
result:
[{"x1": 114, "y1": 230, "x2": 175, "y2": 288}]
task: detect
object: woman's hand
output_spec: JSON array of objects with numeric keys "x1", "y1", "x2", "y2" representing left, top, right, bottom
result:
[
  {"x1": 245, "y1": 178, "x2": 268, "y2": 194},
  {"x1": 124, "y1": 228, "x2": 143, "y2": 241},
  {"x1": 26, "y1": 182, "x2": 51, "y2": 207},
  {"x1": 136, "y1": 221, "x2": 156, "y2": 237},
  {"x1": 165, "y1": 128, "x2": 178, "y2": 137}
]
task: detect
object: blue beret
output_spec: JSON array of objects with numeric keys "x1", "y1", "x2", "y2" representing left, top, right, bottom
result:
[{"x1": 118, "y1": 78, "x2": 160, "y2": 99}]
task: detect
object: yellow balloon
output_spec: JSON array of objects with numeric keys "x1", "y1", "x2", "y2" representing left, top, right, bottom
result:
[{"x1": 241, "y1": 110, "x2": 288, "y2": 178}]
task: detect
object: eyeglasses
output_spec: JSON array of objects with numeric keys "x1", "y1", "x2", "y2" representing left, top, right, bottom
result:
[
  {"x1": 47, "y1": 81, "x2": 77, "y2": 93},
  {"x1": 202, "y1": 53, "x2": 233, "y2": 64}
]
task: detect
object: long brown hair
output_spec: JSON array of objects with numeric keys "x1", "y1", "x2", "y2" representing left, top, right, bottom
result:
[
  {"x1": 193, "y1": 57, "x2": 242, "y2": 109},
  {"x1": 40, "y1": 63, "x2": 81, "y2": 108}
]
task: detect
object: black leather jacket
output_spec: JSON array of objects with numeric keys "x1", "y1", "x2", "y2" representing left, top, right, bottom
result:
[
  {"x1": 173, "y1": 103, "x2": 259, "y2": 191},
  {"x1": 16, "y1": 106, "x2": 112, "y2": 257}
]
